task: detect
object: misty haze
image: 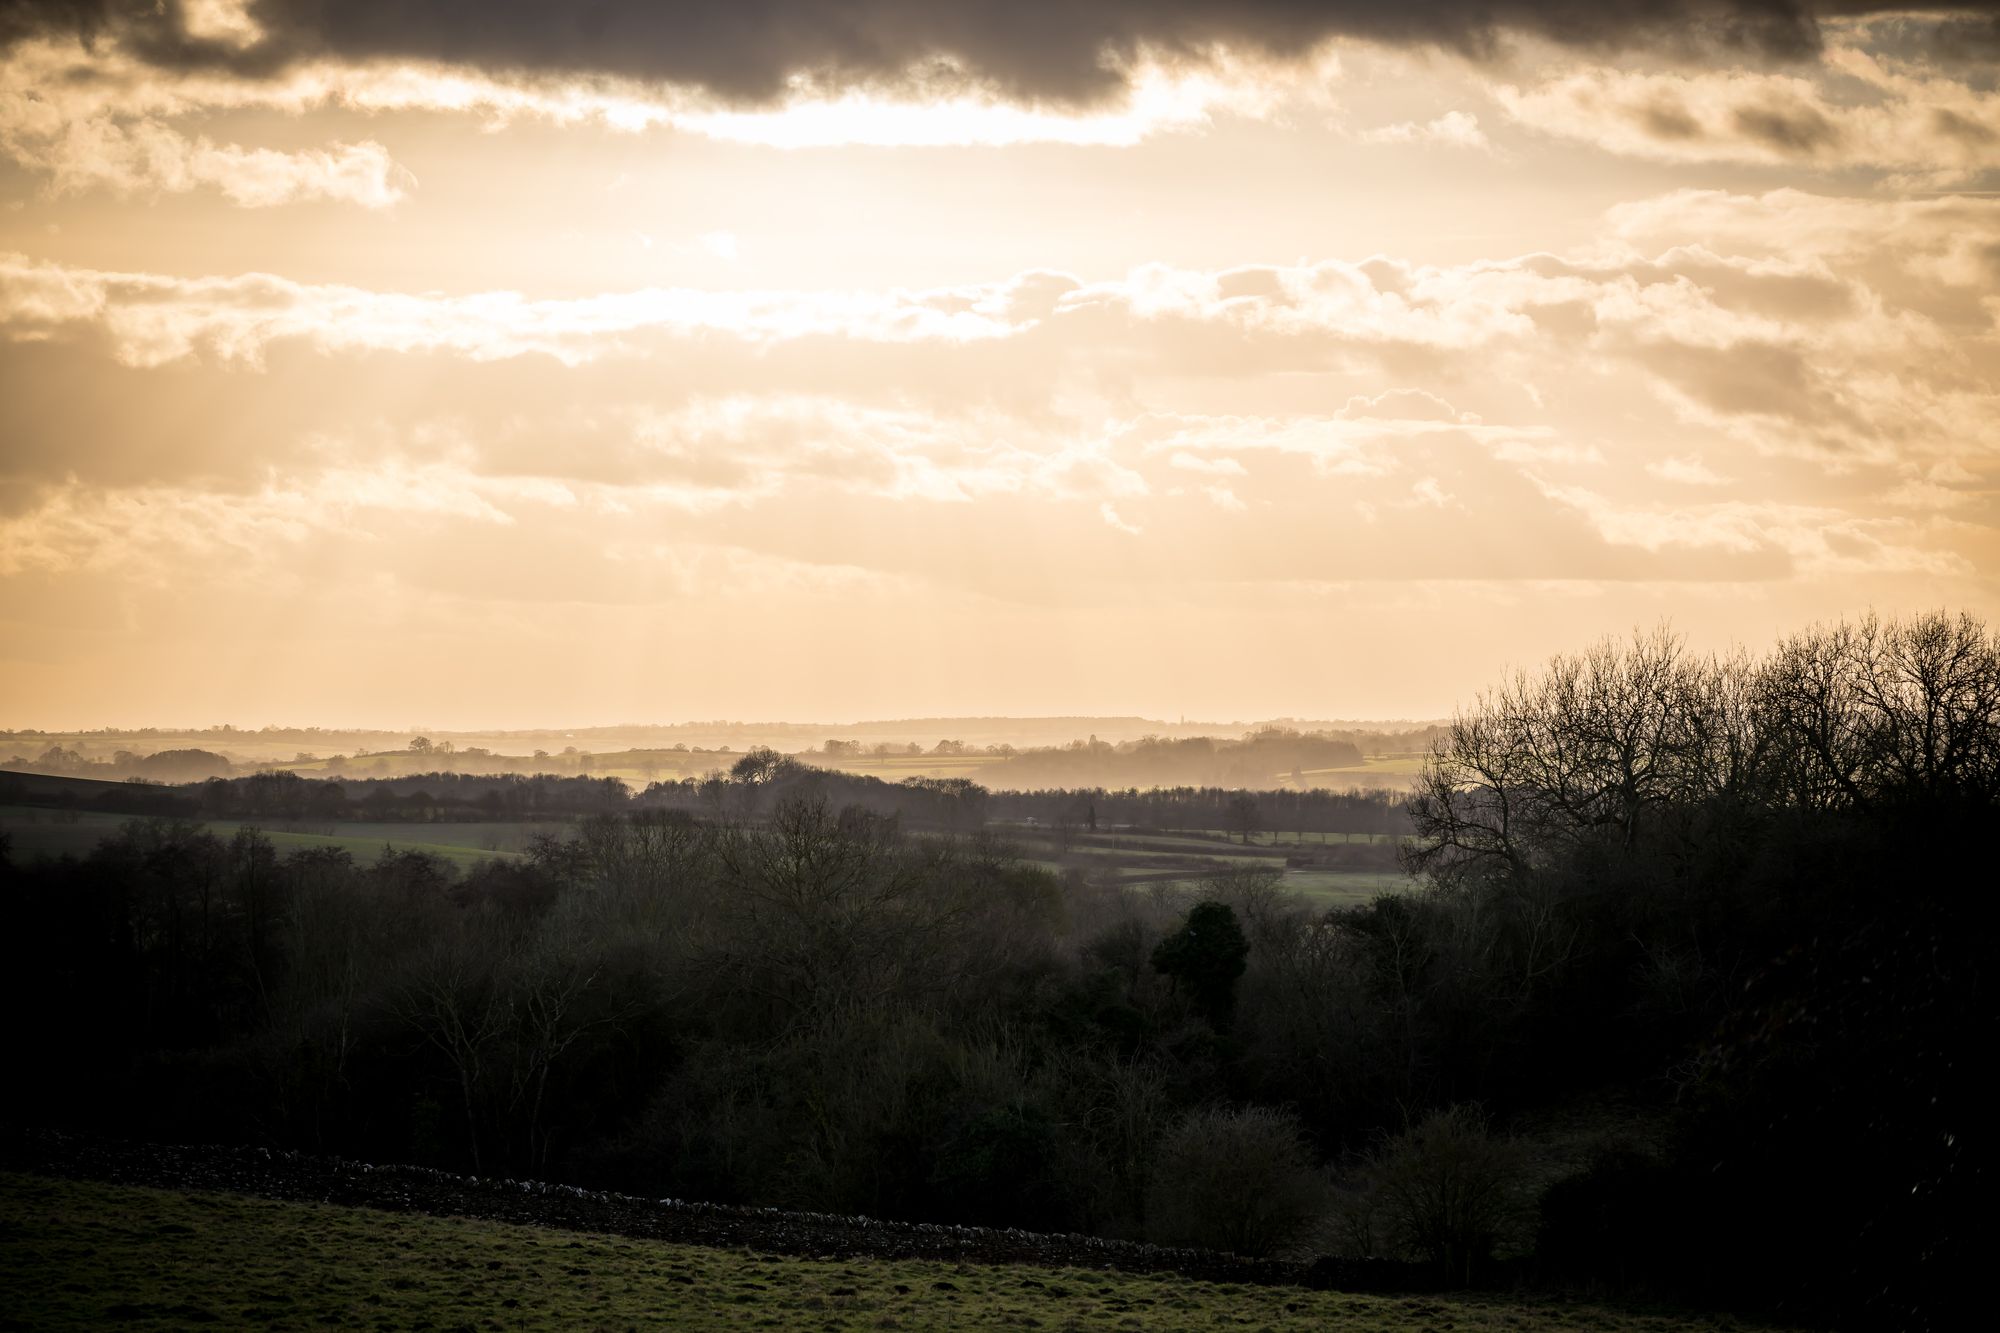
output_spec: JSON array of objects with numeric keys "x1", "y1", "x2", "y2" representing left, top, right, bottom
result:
[{"x1": 1, "y1": 2, "x2": 1993, "y2": 1331}]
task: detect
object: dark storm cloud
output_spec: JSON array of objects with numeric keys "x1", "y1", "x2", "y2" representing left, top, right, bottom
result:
[{"x1": 8, "y1": 2, "x2": 2000, "y2": 103}]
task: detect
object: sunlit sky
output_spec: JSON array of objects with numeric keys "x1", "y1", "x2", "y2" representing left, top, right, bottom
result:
[{"x1": 3, "y1": 1, "x2": 1999, "y2": 728}]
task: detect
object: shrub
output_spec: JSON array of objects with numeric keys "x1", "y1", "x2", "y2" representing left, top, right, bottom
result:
[
  {"x1": 1145, "y1": 1105, "x2": 1323, "y2": 1256},
  {"x1": 1346, "y1": 1104, "x2": 1527, "y2": 1285}
]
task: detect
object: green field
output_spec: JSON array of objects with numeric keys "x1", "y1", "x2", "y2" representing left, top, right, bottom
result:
[
  {"x1": 816, "y1": 753, "x2": 1010, "y2": 779},
  {"x1": 1080, "y1": 829, "x2": 1244, "y2": 850},
  {"x1": 1133, "y1": 872, "x2": 1408, "y2": 908},
  {"x1": 0, "y1": 807, "x2": 544, "y2": 870},
  {"x1": 0, "y1": 1173, "x2": 1764, "y2": 1332},
  {"x1": 1006, "y1": 828, "x2": 1411, "y2": 906},
  {"x1": 1024, "y1": 842, "x2": 1284, "y2": 869},
  {"x1": 1236, "y1": 831, "x2": 1408, "y2": 847},
  {"x1": 1280, "y1": 870, "x2": 1415, "y2": 906},
  {"x1": 1287, "y1": 755, "x2": 1430, "y2": 789},
  {"x1": 1046, "y1": 830, "x2": 1405, "y2": 851},
  {"x1": 1, "y1": 808, "x2": 1413, "y2": 904},
  {"x1": 1064, "y1": 830, "x2": 1288, "y2": 855}
]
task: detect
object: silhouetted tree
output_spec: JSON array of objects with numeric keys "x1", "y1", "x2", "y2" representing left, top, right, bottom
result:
[{"x1": 1151, "y1": 901, "x2": 1249, "y2": 1030}]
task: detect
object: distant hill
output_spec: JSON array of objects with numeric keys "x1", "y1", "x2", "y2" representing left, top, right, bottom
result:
[
  {"x1": 2, "y1": 716, "x2": 1446, "y2": 769},
  {"x1": 0, "y1": 770, "x2": 199, "y2": 815}
]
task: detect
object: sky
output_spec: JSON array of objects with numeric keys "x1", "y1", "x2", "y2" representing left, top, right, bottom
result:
[{"x1": 2, "y1": 1, "x2": 1999, "y2": 728}]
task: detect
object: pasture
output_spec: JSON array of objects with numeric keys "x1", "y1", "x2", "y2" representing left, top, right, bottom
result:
[
  {"x1": 0, "y1": 1173, "x2": 1766, "y2": 1332},
  {"x1": 0, "y1": 806, "x2": 1414, "y2": 906},
  {"x1": 994, "y1": 825, "x2": 1413, "y2": 906},
  {"x1": 1284, "y1": 754, "x2": 1430, "y2": 790},
  {"x1": 0, "y1": 807, "x2": 541, "y2": 870}
]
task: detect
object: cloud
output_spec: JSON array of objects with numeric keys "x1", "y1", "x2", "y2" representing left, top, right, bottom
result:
[
  {"x1": 0, "y1": 460, "x2": 530, "y2": 579},
  {"x1": 7, "y1": 186, "x2": 1997, "y2": 486},
  {"x1": 1648, "y1": 455, "x2": 1729, "y2": 485},
  {"x1": 1357, "y1": 109, "x2": 1488, "y2": 149},
  {"x1": 17, "y1": 117, "x2": 409, "y2": 207},
  {"x1": 2, "y1": 186, "x2": 1996, "y2": 604},
  {"x1": 1338, "y1": 389, "x2": 1477, "y2": 423},
  {"x1": 1534, "y1": 483, "x2": 1971, "y2": 578},
  {"x1": 3, "y1": 4, "x2": 1996, "y2": 196},
  {"x1": 3, "y1": 2, "x2": 1909, "y2": 108},
  {"x1": 1100, "y1": 501, "x2": 1143, "y2": 534},
  {"x1": 0, "y1": 39, "x2": 414, "y2": 206},
  {"x1": 1169, "y1": 451, "x2": 1246, "y2": 475},
  {"x1": 18, "y1": 35, "x2": 1278, "y2": 144},
  {"x1": 1605, "y1": 187, "x2": 2000, "y2": 261},
  {"x1": 0, "y1": 252, "x2": 1036, "y2": 367},
  {"x1": 1495, "y1": 36, "x2": 2000, "y2": 181}
]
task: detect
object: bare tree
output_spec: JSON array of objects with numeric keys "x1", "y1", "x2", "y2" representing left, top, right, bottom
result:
[
  {"x1": 1223, "y1": 793, "x2": 1263, "y2": 844},
  {"x1": 393, "y1": 933, "x2": 513, "y2": 1172}
]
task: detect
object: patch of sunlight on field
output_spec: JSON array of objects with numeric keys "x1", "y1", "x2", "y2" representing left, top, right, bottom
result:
[
  {"x1": 1282, "y1": 870, "x2": 1416, "y2": 906},
  {"x1": 812, "y1": 755, "x2": 1009, "y2": 781},
  {"x1": 0, "y1": 1174, "x2": 1769, "y2": 1333},
  {"x1": 1287, "y1": 756, "x2": 1430, "y2": 787}
]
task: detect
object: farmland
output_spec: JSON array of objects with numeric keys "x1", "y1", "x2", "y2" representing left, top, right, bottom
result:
[
  {"x1": 0, "y1": 1172, "x2": 1765, "y2": 1333},
  {"x1": 0, "y1": 803, "x2": 1411, "y2": 907},
  {"x1": 0, "y1": 806, "x2": 549, "y2": 870},
  {"x1": 994, "y1": 823, "x2": 1411, "y2": 906}
]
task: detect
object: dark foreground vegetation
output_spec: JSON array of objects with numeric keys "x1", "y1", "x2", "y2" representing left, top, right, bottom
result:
[{"x1": 2, "y1": 612, "x2": 1990, "y2": 1330}]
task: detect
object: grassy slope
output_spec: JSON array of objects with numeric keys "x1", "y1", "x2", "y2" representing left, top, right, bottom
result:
[{"x1": 0, "y1": 1173, "x2": 1763, "y2": 1333}]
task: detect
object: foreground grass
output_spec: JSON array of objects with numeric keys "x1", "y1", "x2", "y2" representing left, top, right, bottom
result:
[{"x1": 0, "y1": 1173, "x2": 1766, "y2": 1332}]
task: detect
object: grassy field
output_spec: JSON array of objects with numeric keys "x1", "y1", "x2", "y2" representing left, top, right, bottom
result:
[
  {"x1": 1055, "y1": 830, "x2": 1405, "y2": 851},
  {"x1": 1235, "y1": 831, "x2": 1408, "y2": 847},
  {"x1": 0, "y1": 807, "x2": 539, "y2": 870},
  {"x1": 0, "y1": 1173, "x2": 1765, "y2": 1332},
  {"x1": 1281, "y1": 871, "x2": 1413, "y2": 906},
  {"x1": 1, "y1": 808, "x2": 1413, "y2": 904},
  {"x1": 815, "y1": 753, "x2": 1012, "y2": 781},
  {"x1": 1001, "y1": 828, "x2": 1412, "y2": 906},
  {"x1": 1024, "y1": 842, "x2": 1284, "y2": 869},
  {"x1": 1286, "y1": 755, "x2": 1430, "y2": 789}
]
